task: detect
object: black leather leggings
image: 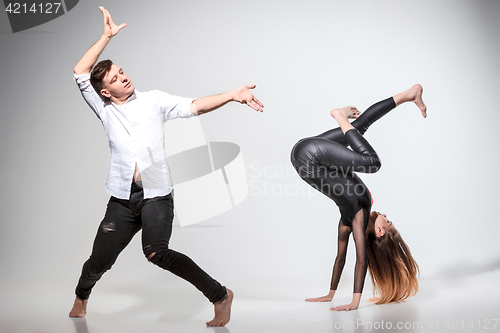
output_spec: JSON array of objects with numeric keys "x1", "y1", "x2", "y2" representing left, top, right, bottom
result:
[
  {"x1": 290, "y1": 97, "x2": 396, "y2": 223},
  {"x1": 75, "y1": 181, "x2": 227, "y2": 303}
]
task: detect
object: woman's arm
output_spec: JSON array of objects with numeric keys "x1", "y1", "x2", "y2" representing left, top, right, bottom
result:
[
  {"x1": 305, "y1": 221, "x2": 351, "y2": 302},
  {"x1": 330, "y1": 210, "x2": 367, "y2": 311}
]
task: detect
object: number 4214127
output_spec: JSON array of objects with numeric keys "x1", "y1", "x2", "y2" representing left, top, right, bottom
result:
[{"x1": 5, "y1": 3, "x2": 62, "y2": 14}]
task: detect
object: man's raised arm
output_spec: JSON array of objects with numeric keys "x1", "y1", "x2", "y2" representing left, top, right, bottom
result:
[
  {"x1": 190, "y1": 85, "x2": 264, "y2": 115},
  {"x1": 73, "y1": 7, "x2": 127, "y2": 75}
]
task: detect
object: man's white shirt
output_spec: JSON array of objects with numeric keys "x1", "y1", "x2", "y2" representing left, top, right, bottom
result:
[{"x1": 74, "y1": 72, "x2": 197, "y2": 199}]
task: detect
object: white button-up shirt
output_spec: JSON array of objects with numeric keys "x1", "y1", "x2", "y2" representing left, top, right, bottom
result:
[{"x1": 74, "y1": 72, "x2": 196, "y2": 199}]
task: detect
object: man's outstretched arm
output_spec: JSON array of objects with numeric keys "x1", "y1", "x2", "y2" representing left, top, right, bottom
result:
[
  {"x1": 73, "y1": 7, "x2": 127, "y2": 75},
  {"x1": 191, "y1": 85, "x2": 264, "y2": 115}
]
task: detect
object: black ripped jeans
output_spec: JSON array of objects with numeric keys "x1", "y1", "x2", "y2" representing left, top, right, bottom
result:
[{"x1": 75, "y1": 181, "x2": 227, "y2": 303}]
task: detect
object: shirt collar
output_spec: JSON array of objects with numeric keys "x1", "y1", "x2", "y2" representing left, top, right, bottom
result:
[
  {"x1": 126, "y1": 90, "x2": 138, "y2": 103},
  {"x1": 110, "y1": 90, "x2": 138, "y2": 107}
]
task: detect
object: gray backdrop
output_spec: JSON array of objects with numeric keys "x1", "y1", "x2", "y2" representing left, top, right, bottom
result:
[{"x1": 1, "y1": 0, "x2": 499, "y2": 312}]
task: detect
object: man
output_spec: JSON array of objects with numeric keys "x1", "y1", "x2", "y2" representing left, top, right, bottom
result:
[{"x1": 69, "y1": 7, "x2": 263, "y2": 327}]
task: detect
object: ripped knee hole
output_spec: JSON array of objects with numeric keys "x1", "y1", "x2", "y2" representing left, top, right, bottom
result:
[
  {"x1": 101, "y1": 222, "x2": 115, "y2": 233},
  {"x1": 144, "y1": 245, "x2": 156, "y2": 261}
]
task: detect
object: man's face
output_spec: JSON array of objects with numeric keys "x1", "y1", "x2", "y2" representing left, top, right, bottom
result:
[{"x1": 101, "y1": 64, "x2": 135, "y2": 100}]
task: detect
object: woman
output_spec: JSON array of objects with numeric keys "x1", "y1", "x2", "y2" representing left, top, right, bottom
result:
[{"x1": 290, "y1": 85, "x2": 425, "y2": 311}]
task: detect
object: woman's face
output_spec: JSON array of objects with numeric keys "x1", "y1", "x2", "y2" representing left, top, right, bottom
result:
[{"x1": 374, "y1": 212, "x2": 396, "y2": 237}]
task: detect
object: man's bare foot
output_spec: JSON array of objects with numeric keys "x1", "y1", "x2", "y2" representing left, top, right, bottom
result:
[
  {"x1": 69, "y1": 297, "x2": 87, "y2": 318},
  {"x1": 206, "y1": 289, "x2": 233, "y2": 327},
  {"x1": 330, "y1": 106, "x2": 361, "y2": 120}
]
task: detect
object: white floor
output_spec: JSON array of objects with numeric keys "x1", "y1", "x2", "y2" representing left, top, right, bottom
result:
[{"x1": 1, "y1": 269, "x2": 500, "y2": 333}]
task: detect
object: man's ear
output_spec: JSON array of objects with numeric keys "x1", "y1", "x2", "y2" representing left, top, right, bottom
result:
[{"x1": 100, "y1": 89, "x2": 111, "y2": 98}]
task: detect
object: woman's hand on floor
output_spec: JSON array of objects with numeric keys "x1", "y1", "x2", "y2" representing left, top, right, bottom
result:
[{"x1": 305, "y1": 290, "x2": 335, "y2": 302}]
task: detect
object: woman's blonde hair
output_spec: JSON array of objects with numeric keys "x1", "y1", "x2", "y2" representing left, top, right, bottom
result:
[{"x1": 366, "y1": 227, "x2": 419, "y2": 304}]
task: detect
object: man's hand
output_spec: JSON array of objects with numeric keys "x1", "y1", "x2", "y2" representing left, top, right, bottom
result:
[
  {"x1": 73, "y1": 7, "x2": 127, "y2": 75},
  {"x1": 232, "y1": 85, "x2": 264, "y2": 112},
  {"x1": 100, "y1": 6, "x2": 127, "y2": 38}
]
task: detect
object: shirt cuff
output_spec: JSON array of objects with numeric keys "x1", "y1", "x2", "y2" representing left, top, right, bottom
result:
[
  {"x1": 73, "y1": 72, "x2": 91, "y2": 84},
  {"x1": 189, "y1": 99, "x2": 199, "y2": 116}
]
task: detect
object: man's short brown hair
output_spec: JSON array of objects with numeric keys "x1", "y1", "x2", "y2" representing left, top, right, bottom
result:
[{"x1": 90, "y1": 59, "x2": 113, "y2": 95}]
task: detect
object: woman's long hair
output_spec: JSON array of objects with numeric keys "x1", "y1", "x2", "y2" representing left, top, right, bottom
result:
[{"x1": 366, "y1": 220, "x2": 419, "y2": 304}]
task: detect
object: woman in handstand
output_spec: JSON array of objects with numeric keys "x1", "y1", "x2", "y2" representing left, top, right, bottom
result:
[{"x1": 290, "y1": 84, "x2": 426, "y2": 311}]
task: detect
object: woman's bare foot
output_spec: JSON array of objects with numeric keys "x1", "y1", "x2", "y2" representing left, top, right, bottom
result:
[
  {"x1": 206, "y1": 289, "x2": 233, "y2": 327},
  {"x1": 330, "y1": 106, "x2": 361, "y2": 120},
  {"x1": 407, "y1": 84, "x2": 427, "y2": 118},
  {"x1": 394, "y1": 84, "x2": 427, "y2": 118},
  {"x1": 330, "y1": 106, "x2": 360, "y2": 134},
  {"x1": 69, "y1": 297, "x2": 88, "y2": 318}
]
